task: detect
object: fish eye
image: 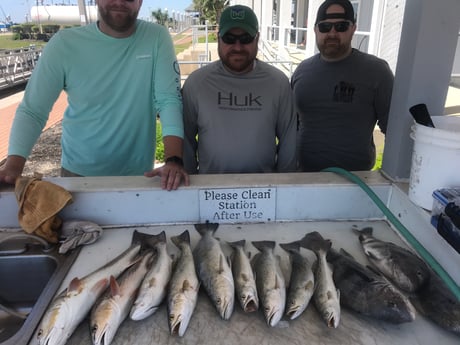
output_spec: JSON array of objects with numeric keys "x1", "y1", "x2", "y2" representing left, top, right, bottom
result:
[
  {"x1": 216, "y1": 297, "x2": 222, "y2": 305},
  {"x1": 241, "y1": 294, "x2": 246, "y2": 299}
]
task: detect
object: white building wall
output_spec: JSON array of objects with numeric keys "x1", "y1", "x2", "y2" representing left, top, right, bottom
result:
[{"x1": 379, "y1": 0, "x2": 405, "y2": 72}]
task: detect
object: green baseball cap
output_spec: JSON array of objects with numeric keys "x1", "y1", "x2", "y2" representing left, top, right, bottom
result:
[{"x1": 219, "y1": 5, "x2": 259, "y2": 37}]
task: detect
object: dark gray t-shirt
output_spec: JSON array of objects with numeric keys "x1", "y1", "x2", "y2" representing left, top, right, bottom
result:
[
  {"x1": 291, "y1": 49, "x2": 394, "y2": 171},
  {"x1": 182, "y1": 60, "x2": 297, "y2": 174}
]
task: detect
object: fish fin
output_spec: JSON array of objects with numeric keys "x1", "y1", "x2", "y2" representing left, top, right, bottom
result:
[
  {"x1": 68, "y1": 277, "x2": 83, "y2": 292},
  {"x1": 228, "y1": 239, "x2": 246, "y2": 249},
  {"x1": 90, "y1": 278, "x2": 110, "y2": 295},
  {"x1": 279, "y1": 241, "x2": 301, "y2": 254},
  {"x1": 194, "y1": 221, "x2": 219, "y2": 237},
  {"x1": 251, "y1": 240, "x2": 276, "y2": 252},
  {"x1": 305, "y1": 280, "x2": 314, "y2": 291},
  {"x1": 109, "y1": 275, "x2": 121, "y2": 297},
  {"x1": 337, "y1": 289, "x2": 340, "y2": 302},
  {"x1": 171, "y1": 230, "x2": 190, "y2": 248},
  {"x1": 149, "y1": 277, "x2": 157, "y2": 288},
  {"x1": 300, "y1": 231, "x2": 331, "y2": 253}
]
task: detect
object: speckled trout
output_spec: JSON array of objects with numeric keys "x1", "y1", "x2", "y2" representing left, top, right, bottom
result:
[
  {"x1": 90, "y1": 251, "x2": 154, "y2": 345},
  {"x1": 130, "y1": 231, "x2": 173, "y2": 321},
  {"x1": 167, "y1": 230, "x2": 200, "y2": 337},
  {"x1": 193, "y1": 222, "x2": 235, "y2": 320},
  {"x1": 300, "y1": 231, "x2": 341, "y2": 328},
  {"x1": 228, "y1": 240, "x2": 259, "y2": 313},
  {"x1": 35, "y1": 231, "x2": 151, "y2": 345},
  {"x1": 279, "y1": 241, "x2": 315, "y2": 320},
  {"x1": 251, "y1": 240, "x2": 286, "y2": 327}
]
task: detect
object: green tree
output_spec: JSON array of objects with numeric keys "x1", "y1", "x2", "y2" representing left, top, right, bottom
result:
[
  {"x1": 193, "y1": 0, "x2": 228, "y2": 25},
  {"x1": 151, "y1": 8, "x2": 169, "y2": 26}
]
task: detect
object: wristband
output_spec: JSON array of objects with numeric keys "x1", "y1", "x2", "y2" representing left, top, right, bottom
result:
[{"x1": 165, "y1": 156, "x2": 184, "y2": 166}]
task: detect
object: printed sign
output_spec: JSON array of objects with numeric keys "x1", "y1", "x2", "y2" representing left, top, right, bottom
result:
[{"x1": 199, "y1": 187, "x2": 276, "y2": 223}]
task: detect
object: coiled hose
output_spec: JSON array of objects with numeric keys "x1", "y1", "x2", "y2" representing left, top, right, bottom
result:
[{"x1": 322, "y1": 167, "x2": 460, "y2": 301}]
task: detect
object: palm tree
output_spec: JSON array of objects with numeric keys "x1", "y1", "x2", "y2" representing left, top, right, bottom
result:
[
  {"x1": 151, "y1": 8, "x2": 169, "y2": 26},
  {"x1": 193, "y1": 0, "x2": 228, "y2": 25}
]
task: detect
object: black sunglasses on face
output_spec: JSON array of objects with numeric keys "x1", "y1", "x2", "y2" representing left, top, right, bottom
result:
[
  {"x1": 317, "y1": 21, "x2": 351, "y2": 33},
  {"x1": 220, "y1": 33, "x2": 256, "y2": 45}
]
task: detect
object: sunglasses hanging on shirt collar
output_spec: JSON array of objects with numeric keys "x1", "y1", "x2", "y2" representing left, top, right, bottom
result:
[{"x1": 317, "y1": 21, "x2": 351, "y2": 33}]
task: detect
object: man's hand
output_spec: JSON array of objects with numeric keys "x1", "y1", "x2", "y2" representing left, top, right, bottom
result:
[
  {"x1": 0, "y1": 155, "x2": 26, "y2": 185},
  {"x1": 144, "y1": 160, "x2": 190, "y2": 191}
]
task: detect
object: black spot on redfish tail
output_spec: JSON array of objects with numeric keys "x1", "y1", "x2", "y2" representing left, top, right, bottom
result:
[
  {"x1": 279, "y1": 241, "x2": 301, "y2": 254},
  {"x1": 251, "y1": 240, "x2": 276, "y2": 252},
  {"x1": 300, "y1": 231, "x2": 331, "y2": 253},
  {"x1": 171, "y1": 230, "x2": 191, "y2": 248},
  {"x1": 194, "y1": 222, "x2": 219, "y2": 237}
]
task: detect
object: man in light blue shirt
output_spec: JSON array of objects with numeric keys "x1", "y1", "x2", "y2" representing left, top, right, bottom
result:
[{"x1": 0, "y1": 0, "x2": 189, "y2": 190}]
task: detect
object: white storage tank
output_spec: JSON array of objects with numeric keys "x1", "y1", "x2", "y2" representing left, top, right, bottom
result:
[{"x1": 30, "y1": 5, "x2": 98, "y2": 25}]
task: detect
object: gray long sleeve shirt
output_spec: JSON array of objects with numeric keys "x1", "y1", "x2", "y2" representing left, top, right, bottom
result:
[{"x1": 182, "y1": 60, "x2": 297, "y2": 174}]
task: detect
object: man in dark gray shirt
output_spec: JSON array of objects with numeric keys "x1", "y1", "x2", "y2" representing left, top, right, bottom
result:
[
  {"x1": 291, "y1": 0, "x2": 394, "y2": 172},
  {"x1": 182, "y1": 5, "x2": 296, "y2": 174}
]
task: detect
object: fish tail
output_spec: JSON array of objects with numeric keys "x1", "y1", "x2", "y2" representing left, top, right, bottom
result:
[
  {"x1": 132, "y1": 230, "x2": 163, "y2": 252},
  {"x1": 251, "y1": 240, "x2": 276, "y2": 252},
  {"x1": 279, "y1": 241, "x2": 301, "y2": 254},
  {"x1": 228, "y1": 239, "x2": 246, "y2": 249},
  {"x1": 194, "y1": 221, "x2": 219, "y2": 237},
  {"x1": 171, "y1": 230, "x2": 190, "y2": 248},
  {"x1": 352, "y1": 226, "x2": 373, "y2": 241},
  {"x1": 145, "y1": 231, "x2": 167, "y2": 248},
  {"x1": 300, "y1": 231, "x2": 331, "y2": 253}
]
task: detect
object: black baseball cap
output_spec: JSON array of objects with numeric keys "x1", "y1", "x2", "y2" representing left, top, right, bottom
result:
[{"x1": 315, "y1": 0, "x2": 356, "y2": 24}]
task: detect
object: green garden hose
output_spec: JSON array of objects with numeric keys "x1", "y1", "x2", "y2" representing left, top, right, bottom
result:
[{"x1": 322, "y1": 167, "x2": 460, "y2": 300}]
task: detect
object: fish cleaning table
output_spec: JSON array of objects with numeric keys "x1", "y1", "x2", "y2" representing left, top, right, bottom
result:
[{"x1": 0, "y1": 171, "x2": 459, "y2": 344}]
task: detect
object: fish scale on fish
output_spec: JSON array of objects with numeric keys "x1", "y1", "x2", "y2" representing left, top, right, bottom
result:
[
  {"x1": 90, "y1": 250, "x2": 154, "y2": 345},
  {"x1": 130, "y1": 231, "x2": 173, "y2": 321},
  {"x1": 167, "y1": 230, "x2": 200, "y2": 337},
  {"x1": 35, "y1": 230, "x2": 151, "y2": 345},
  {"x1": 300, "y1": 231, "x2": 340, "y2": 329},
  {"x1": 193, "y1": 222, "x2": 235, "y2": 320},
  {"x1": 251, "y1": 240, "x2": 286, "y2": 327},
  {"x1": 279, "y1": 241, "x2": 315, "y2": 320},
  {"x1": 353, "y1": 226, "x2": 431, "y2": 293},
  {"x1": 228, "y1": 240, "x2": 259, "y2": 313},
  {"x1": 327, "y1": 247, "x2": 416, "y2": 324}
]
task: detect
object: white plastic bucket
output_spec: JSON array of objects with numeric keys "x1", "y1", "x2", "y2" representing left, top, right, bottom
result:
[{"x1": 409, "y1": 115, "x2": 460, "y2": 210}]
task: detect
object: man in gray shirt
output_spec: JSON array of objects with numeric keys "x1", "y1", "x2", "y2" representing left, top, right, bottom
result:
[
  {"x1": 291, "y1": 0, "x2": 394, "y2": 172},
  {"x1": 182, "y1": 5, "x2": 297, "y2": 174}
]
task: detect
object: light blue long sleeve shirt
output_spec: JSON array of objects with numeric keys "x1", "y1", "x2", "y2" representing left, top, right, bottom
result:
[{"x1": 9, "y1": 20, "x2": 183, "y2": 176}]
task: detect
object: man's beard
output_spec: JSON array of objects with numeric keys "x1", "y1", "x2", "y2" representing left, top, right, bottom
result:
[
  {"x1": 318, "y1": 39, "x2": 349, "y2": 60},
  {"x1": 99, "y1": 6, "x2": 139, "y2": 33}
]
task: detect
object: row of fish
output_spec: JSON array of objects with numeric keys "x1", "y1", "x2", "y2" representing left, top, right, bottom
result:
[{"x1": 34, "y1": 223, "x2": 460, "y2": 345}]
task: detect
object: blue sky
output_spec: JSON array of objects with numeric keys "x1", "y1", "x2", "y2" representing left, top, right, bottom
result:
[{"x1": 0, "y1": 1, "x2": 193, "y2": 24}]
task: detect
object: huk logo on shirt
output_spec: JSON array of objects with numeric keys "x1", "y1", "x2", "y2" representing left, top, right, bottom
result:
[{"x1": 217, "y1": 92, "x2": 262, "y2": 108}]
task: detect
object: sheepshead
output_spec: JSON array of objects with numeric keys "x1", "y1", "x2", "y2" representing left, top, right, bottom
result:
[
  {"x1": 228, "y1": 240, "x2": 259, "y2": 313},
  {"x1": 193, "y1": 222, "x2": 234, "y2": 320},
  {"x1": 300, "y1": 231, "x2": 340, "y2": 328},
  {"x1": 279, "y1": 241, "x2": 315, "y2": 320},
  {"x1": 354, "y1": 227, "x2": 431, "y2": 293},
  {"x1": 35, "y1": 230, "x2": 148, "y2": 345},
  {"x1": 410, "y1": 273, "x2": 460, "y2": 335},
  {"x1": 130, "y1": 231, "x2": 173, "y2": 321},
  {"x1": 168, "y1": 230, "x2": 200, "y2": 337},
  {"x1": 90, "y1": 251, "x2": 154, "y2": 345},
  {"x1": 327, "y1": 248, "x2": 415, "y2": 323},
  {"x1": 251, "y1": 241, "x2": 286, "y2": 327}
]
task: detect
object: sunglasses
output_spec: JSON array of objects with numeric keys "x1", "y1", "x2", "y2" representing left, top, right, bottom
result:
[
  {"x1": 220, "y1": 33, "x2": 256, "y2": 45},
  {"x1": 317, "y1": 21, "x2": 351, "y2": 33}
]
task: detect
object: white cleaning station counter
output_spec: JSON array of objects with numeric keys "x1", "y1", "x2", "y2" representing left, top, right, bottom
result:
[{"x1": 0, "y1": 171, "x2": 459, "y2": 345}]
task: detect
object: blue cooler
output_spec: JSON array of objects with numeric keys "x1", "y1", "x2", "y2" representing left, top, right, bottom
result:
[{"x1": 431, "y1": 188, "x2": 460, "y2": 254}]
